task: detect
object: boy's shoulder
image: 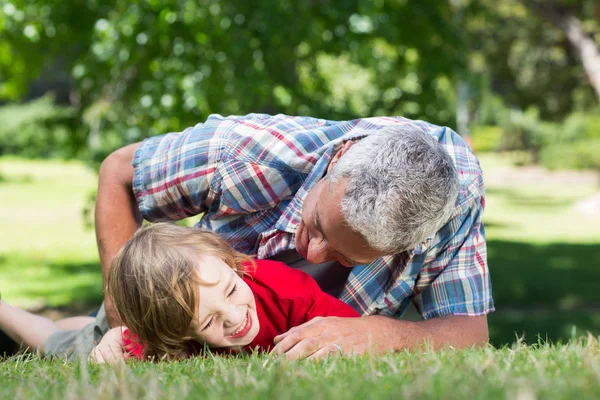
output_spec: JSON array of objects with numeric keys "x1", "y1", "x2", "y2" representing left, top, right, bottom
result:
[{"x1": 243, "y1": 259, "x2": 318, "y2": 301}]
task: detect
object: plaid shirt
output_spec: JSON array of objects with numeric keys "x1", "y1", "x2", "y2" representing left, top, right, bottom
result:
[{"x1": 132, "y1": 113, "x2": 494, "y2": 319}]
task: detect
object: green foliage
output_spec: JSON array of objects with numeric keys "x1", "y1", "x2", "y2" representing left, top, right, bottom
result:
[
  {"x1": 534, "y1": 111, "x2": 600, "y2": 170},
  {"x1": 471, "y1": 125, "x2": 503, "y2": 152},
  {"x1": 0, "y1": 0, "x2": 466, "y2": 161},
  {"x1": 472, "y1": 104, "x2": 600, "y2": 169},
  {"x1": 0, "y1": 0, "x2": 106, "y2": 100},
  {"x1": 73, "y1": 0, "x2": 461, "y2": 142},
  {"x1": 466, "y1": 0, "x2": 599, "y2": 120},
  {"x1": 539, "y1": 139, "x2": 600, "y2": 170},
  {"x1": 497, "y1": 108, "x2": 560, "y2": 162},
  {"x1": 1, "y1": 0, "x2": 599, "y2": 164},
  {"x1": 560, "y1": 112, "x2": 600, "y2": 142},
  {"x1": 0, "y1": 96, "x2": 84, "y2": 158}
]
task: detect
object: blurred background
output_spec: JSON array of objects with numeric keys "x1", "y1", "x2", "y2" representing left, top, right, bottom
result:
[{"x1": 0, "y1": 0, "x2": 599, "y2": 347}]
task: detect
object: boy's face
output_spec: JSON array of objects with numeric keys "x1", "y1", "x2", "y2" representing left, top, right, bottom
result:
[{"x1": 189, "y1": 255, "x2": 260, "y2": 349}]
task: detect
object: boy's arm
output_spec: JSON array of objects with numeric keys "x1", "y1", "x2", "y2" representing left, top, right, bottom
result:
[{"x1": 95, "y1": 143, "x2": 142, "y2": 327}]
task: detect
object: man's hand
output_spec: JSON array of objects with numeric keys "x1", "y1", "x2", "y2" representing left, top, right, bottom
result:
[
  {"x1": 89, "y1": 327, "x2": 130, "y2": 364},
  {"x1": 271, "y1": 314, "x2": 489, "y2": 360},
  {"x1": 272, "y1": 317, "x2": 386, "y2": 360}
]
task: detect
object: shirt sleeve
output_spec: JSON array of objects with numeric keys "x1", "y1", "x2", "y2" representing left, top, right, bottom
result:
[
  {"x1": 132, "y1": 121, "x2": 224, "y2": 221},
  {"x1": 122, "y1": 328, "x2": 146, "y2": 360},
  {"x1": 132, "y1": 119, "x2": 305, "y2": 223},
  {"x1": 413, "y1": 173, "x2": 494, "y2": 319}
]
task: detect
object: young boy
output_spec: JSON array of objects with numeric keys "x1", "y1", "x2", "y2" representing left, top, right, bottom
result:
[{"x1": 0, "y1": 223, "x2": 359, "y2": 361}]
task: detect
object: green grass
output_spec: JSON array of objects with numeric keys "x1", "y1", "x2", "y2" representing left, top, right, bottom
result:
[
  {"x1": 3, "y1": 339, "x2": 600, "y2": 399},
  {"x1": 0, "y1": 157, "x2": 102, "y2": 309},
  {"x1": 477, "y1": 154, "x2": 600, "y2": 346}
]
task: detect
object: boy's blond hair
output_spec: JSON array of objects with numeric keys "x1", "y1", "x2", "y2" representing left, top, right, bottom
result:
[{"x1": 106, "y1": 222, "x2": 254, "y2": 358}]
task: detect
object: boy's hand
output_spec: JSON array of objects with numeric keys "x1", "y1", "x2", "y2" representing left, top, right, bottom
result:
[{"x1": 89, "y1": 326, "x2": 130, "y2": 364}]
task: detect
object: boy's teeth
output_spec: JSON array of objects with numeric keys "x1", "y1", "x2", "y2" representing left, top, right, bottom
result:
[{"x1": 233, "y1": 314, "x2": 247, "y2": 335}]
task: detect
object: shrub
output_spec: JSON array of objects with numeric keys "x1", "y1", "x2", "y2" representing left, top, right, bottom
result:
[
  {"x1": 0, "y1": 96, "x2": 83, "y2": 158},
  {"x1": 498, "y1": 108, "x2": 559, "y2": 163},
  {"x1": 471, "y1": 125, "x2": 503, "y2": 152},
  {"x1": 560, "y1": 112, "x2": 600, "y2": 142},
  {"x1": 539, "y1": 139, "x2": 600, "y2": 171}
]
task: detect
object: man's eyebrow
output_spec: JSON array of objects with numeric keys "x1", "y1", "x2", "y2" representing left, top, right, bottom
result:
[
  {"x1": 315, "y1": 203, "x2": 361, "y2": 266},
  {"x1": 314, "y1": 203, "x2": 324, "y2": 235}
]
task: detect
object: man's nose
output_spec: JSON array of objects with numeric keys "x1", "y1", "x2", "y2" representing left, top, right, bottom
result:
[{"x1": 306, "y1": 239, "x2": 334, "y2": 264}]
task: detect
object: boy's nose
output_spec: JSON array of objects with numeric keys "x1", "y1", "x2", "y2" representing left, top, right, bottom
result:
[{"x1": 223, "y1": 305, "x2": 245, "y2": 327}]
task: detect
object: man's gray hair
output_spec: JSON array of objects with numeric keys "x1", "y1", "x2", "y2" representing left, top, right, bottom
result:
[{"x1": 329, "y1": 126, "x2": 459, "y2": 254}]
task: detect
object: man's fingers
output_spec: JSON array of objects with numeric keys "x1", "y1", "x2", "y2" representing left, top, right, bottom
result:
[
  {"x1": 273, "y1": 324, "x2": 304, "y2": 344},
  {"x1": 306, "y1": 344, "x2": 343, "y2": 360},
  {"x1": 273, "y1": 317, "x2": 324, "y2": 344},
  {"x1": 278, "y1": 337, "x2": 323, "y2": 361},
  {"x1": 271, "y1": 331, "x2": 303, "y2": 355}
]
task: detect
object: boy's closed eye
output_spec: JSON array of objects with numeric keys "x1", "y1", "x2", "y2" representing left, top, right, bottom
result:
[{"x1": 200, "y1": 283, "x2": 238, "y2": 331}]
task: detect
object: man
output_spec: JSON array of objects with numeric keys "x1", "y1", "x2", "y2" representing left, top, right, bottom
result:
[{"x1": 95, "y1": 113, "x2": 493, "y2": 360}]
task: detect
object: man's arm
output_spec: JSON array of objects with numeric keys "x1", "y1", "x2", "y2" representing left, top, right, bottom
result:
[
  {"x1": 95, "y1": 143, "x2": 142, "y2": 327},
  {"x1": 271, "y1": 314, "x2": 488, "y2": 359}
]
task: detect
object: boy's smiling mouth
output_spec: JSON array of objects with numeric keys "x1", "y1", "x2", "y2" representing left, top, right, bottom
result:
[{"x1": 227, "y1": 310, "x2": 252, "y2": 339}]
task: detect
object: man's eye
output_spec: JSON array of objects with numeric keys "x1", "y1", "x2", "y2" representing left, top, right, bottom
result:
[
  {"x1": 338, "y1": 255, "x2": 357, "y2": 267},
  {"x1": 228, "y1": 284, "x2": 237, "y2": 297}
]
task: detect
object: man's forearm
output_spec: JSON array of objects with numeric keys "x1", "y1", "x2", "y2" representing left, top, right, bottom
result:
[
  {"x1": 364, "y1": 314, "x2": 489, "y2": 353},
  {"x1": 95, "y1": 143, "x2": 142, "y2": 327},
  {"x1": 272, "y1": 312, "x2": 489, "y2": 359}
]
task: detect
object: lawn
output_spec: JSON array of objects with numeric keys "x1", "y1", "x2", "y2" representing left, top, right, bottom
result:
[
  {"x1": 1, "y1": 154, "x2": 600, "y2": 399},
  {"x1": 3, "y1": 339, "x2": 600, "y2": 400},
  {"x1": 0, "y1": 157, "x2": 101, "y2": 310},
  {"x1": 478, "y1": 155, "x2": 600, "y2": 346}
]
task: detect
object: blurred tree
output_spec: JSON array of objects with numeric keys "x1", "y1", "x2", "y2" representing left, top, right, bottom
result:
[
  {"x1": 74, "y1": 0, "x2": 462, "y2": 153},
  {"x1": 8, "y1": 0, "x2": 598, "y2": 161},
  {"x1": 465, "y1": 0, "x2": 599, "y2": 121},
  {"x1": 521, "y1": 0, "x2": 600, "y2": 101},
  {"x1": 0, "y1": 0, "x2": 109, "y2": 101},
  {"x1": 1, "y1": 0, "x2": 464, "y2": 160}
]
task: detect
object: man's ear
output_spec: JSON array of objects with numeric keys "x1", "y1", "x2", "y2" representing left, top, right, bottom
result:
[{"x1": 327, "y1": 140, "x2": 356, "y2": 174}]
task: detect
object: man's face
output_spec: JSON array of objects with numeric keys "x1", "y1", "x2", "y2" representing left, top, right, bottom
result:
[
  {"x1": 189, "y1": 255, "x2": 260, "y2": 349},
  {"x1": 295, "y1": 177, "x2": 388, "y2": 267}
]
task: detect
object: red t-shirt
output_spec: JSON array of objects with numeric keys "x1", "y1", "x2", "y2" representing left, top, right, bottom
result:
[{"x1": 123, "y1": 259, "x2": 359, "y2": 358}]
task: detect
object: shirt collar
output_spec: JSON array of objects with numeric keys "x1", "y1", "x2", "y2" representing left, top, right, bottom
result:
[{"x1": 274, "y1": 141, "x2": 340, "y2": 234}]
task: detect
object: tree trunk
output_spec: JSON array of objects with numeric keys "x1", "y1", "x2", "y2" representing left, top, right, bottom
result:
[{"x1": 523, "y1": 0, "x2": 600, "y2": 101}]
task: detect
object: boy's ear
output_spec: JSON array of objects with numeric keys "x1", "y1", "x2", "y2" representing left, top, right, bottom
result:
[{"x1": 327, "y1": 140, "x2": 356, "y2": 174}]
